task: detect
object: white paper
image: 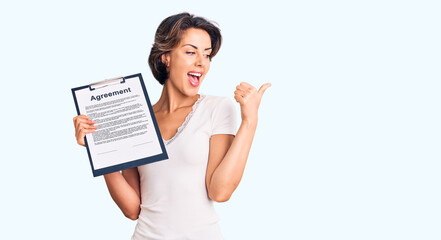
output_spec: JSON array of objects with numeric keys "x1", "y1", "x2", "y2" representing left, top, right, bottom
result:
[{"x1": 74, "y1": 76, "x2": 164, "y2": 170}]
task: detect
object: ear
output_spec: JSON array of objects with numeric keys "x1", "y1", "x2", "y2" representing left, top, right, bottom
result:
[{"x1": 161, "y1": 53, "x2": 170, "y2": 67}]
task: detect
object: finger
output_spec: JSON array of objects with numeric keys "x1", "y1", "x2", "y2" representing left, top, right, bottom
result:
[
  {"x1": 75, "y1": 118, "x2": 95, "y2": 131},
  {"x1": 235, "y1": 90, "x2": 248, "y2": 104},
  {"x1": 73, "y1": 115, "x2": 89, "y2": 123},
  {"x1": 83, "y1": 123, "x2": 98, "y2": 130},
  {"x1": 240, "y1": 83, "x2": 258, "y2": 96},
  {"x1": 258, "y1": 83, "x2": 272, "y2": 96},
  {"x1": 76, "y1": 132, "x2": 91, "y2": 147},
  {"x1": 74, "y1": 115, "x2": 89, "y2": 119},
  {"x1": 238, "y1": 87, "x2": 257, "y2": 98},
  {"x1": 77, "y1": 129, "x2": 93, "y2": 140},
  {"x1": 76, "y1": 127, "x2": 97, "y2": 146},
  {"x1": 236, "y1": 85, "x2": 248, "y2": 92},
  {"x1": 77, "y1": 137, "x2": 85, "y2": 147},
  {"x1": 240, "y1": 82, "x2": 255, "y2": 89},
  {"x1": 234, "y1": 94, "x2": 244, "y2": 105},
  {"x1": 234, "y1": 90, "x2": 243, "y2": 97},
  {"x1": 237, "y1": 87, "x2": 254, "y2": 97},
  {"x1": 74, "y1": 118, "x2": 94, "y2": 128},
  {"x1": 73, "y1": 115, "x2": 92, "y2": 130},
  {"x1": 76, "y1": 122, "x2": 98, "y2": 138},
  {"x1": 77, "y1": 125, "x2": 95, "y2": 136},
  {"x1": 76, "y1": 129, "x2": 84, "y2": 145},
  {"x1": 76, "y1": 120, "x2": 94, "y2": 135},
  {"x1": 234, "y1": 89, "x2": 245, "y2": 97},
  {"x1": 82, "y1": 128, "x2": 97, "y2": 134},
  {"x1": 76, "y1": 125, "x2": 85, "y2": 139}
]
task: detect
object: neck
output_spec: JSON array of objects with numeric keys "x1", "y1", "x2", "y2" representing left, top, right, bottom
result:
[{"x1": 154, "y1": 81, "x2": 200, "y2": 113}]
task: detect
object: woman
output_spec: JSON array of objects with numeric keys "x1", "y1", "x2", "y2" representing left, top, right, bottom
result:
[{"x1": 73, "y1": 12, "x2": 270, "y2": 239}]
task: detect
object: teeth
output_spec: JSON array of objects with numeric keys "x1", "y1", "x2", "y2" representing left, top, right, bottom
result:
[{"x1": 188, "y1": 72, "x2": 202, "y2": 77}]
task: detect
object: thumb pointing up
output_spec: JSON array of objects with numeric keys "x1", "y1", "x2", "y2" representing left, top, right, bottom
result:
[{"x1": 258, "y1": 83, "x2": 272, "y2": 97}]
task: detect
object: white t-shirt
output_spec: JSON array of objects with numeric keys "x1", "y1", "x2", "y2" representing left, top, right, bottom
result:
[{"x1": 132, "y1": 95, "x2": 237, "y2": 240}]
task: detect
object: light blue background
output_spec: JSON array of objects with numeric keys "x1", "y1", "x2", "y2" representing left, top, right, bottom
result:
[{"x1": 1, "y1": 0, "x2": 440, "y2": 239}]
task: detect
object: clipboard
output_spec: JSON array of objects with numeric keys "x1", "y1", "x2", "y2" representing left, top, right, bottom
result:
[{"x1": 72, "y1": 73, "x2": 168, "y2": 177}]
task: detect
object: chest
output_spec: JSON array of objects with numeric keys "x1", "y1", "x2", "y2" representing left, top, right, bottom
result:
[
  {"x1": 139, "y1": 108, "x2": 212, "y2": 176},
  {"x1": 154, "y1": 107, "x2": 193, "y2": 141}
]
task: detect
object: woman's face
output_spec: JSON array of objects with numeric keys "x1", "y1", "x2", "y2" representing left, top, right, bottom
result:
[{"x1": 163, "y1": 28, "x2": 212, "y2": 97}]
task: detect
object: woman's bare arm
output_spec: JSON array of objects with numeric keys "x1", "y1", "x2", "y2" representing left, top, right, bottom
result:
[
  {"x1": 206, "y1": 82, "x2": 271, "y2": 202},
  {"x1": 104, "y1": 168, "x2": 141, "y2": 220}
]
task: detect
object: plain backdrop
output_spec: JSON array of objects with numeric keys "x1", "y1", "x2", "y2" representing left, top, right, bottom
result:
[{"x1": 1, "y1": 0, "x2": 440, "y2": 239}]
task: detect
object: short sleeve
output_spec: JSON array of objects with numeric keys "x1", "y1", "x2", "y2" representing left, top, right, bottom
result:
[{"x1": 211, "y1": 97, "x2": 237, "y2": 136}]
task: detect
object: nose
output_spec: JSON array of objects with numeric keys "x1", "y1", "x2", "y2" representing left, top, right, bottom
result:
[{"x1": 195, "y1": 53, "x2": 205, "y2": 67}]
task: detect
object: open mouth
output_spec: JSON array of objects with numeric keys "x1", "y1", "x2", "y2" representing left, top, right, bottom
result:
[{"x1": 188, "y1": 72, "x2": 202, "y2": 87}]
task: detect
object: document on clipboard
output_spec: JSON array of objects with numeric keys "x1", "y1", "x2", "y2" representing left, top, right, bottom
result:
[{"x1": 72, "y1": 73, "x2": 168, "y2": 177}]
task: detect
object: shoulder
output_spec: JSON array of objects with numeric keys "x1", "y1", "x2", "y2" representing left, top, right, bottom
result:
[
  {"x1": 201, "y1": 95, "x2": 237, "y2": 134},
  {"x1": 199, "y1": 95, "x2": 236, "y2": 122},
  {"x1": 200, "y1": 95, "x2": 236, "y2": 118},
  {"x1": 201, "y1": 95, "x2": 235, "y2": 108}
]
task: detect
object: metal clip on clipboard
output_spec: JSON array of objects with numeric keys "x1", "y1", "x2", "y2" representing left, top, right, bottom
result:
[{"x1": 89, "y1": 76, "x2": 126, "y2": 91}]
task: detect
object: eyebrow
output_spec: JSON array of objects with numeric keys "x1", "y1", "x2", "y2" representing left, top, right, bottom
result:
[{"x1": 182, "y1": 44, "x2": 212, "y2": 51}]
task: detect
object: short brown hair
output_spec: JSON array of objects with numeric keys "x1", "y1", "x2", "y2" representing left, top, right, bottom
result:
[{"x1": 148, "y1": 12, "x2": 222, "y2": 85}]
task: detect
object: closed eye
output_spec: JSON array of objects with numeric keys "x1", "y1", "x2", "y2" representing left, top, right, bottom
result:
[{"x1": 186, "y1": 51, "x2": 196, "y2": 55}]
